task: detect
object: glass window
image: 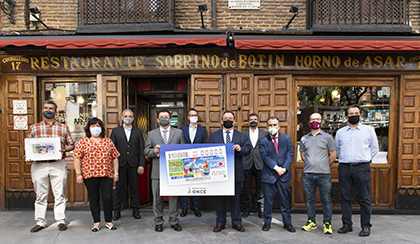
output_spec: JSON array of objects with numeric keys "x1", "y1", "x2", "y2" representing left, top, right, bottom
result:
[
  {"x1": 44, "y1": 82, "x2": 97, "y2": 143},
  {"x1": 297, "y1": 86, "x2": 390, "y2": 164}
]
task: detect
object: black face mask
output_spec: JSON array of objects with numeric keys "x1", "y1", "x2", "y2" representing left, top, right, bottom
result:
[
  {"x1": 348, "y1": 115, "x2": 360, "y2": 125},
  {"x1": 43, "y1": 110, "x2": 56, "y2": 119},
  {"x1": 223, "y1": 120, "x2": 234, "y2": 129},
  {"x1": 250, "y1": 121, "x2": 258, "y2": 128}
]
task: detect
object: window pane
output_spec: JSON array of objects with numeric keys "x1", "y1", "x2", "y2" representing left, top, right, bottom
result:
[{"x1": 44, "y1": 82, "x2": 97, "y2": 143}]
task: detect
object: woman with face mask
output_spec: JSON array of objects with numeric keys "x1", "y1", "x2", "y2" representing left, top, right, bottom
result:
[{"x1": 73, "y1": 118, "x2": 120, "y2": 232}]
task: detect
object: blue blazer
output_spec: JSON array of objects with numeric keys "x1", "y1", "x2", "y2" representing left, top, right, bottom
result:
[
  {"x1": 180, "y1": 124, "x2": 207, "y2": 144},
  {"x1": 208, "y1": 129, "x2": 252, "y2": 182},
  {"x1": 259, "y1": 133, "x2": 295, "y2": 184}
]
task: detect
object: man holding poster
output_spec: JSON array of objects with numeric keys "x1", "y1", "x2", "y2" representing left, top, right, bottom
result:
[
  {"x1": 208, "y1": 110, "x2": 252, "y2": 232},
  {"x1": 26, "y1": 100, "x2": 75, "y2": 233},
  {"x1": 144, "y1": 109, "x2": 185, "y2": 232}
]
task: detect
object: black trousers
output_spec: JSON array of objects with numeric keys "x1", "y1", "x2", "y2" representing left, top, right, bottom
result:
[
  {"x1": 84, "y1": 177, "x2": 114, "y2": 223},
  {"x1": 113, "y1": 164, "x2": 140, "y2": 210},
  {"x1": 242, "y1": 165, "x2": 263, "y2": 211}
]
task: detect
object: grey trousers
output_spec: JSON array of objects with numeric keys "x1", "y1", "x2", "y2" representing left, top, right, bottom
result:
[{"x1": 152, "y1": 179, "x2": 179, "y2": 225}]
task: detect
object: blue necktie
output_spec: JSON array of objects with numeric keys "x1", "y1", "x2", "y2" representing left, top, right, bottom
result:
[{"x1": 226, "y1": 131, "x2": 231, "y2": 144}]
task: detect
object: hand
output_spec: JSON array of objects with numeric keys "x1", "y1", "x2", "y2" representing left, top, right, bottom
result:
[
  {"x1": 76, "y1": 175, "x2": 84, "y2": 184},
  {"x1": 114, "y1": 173, "x2": 119, "y2": 183},
  {"x1": 24, "y1": 155, "x2": 33, "y2": 163},
  {"x1": 275, "y1": 167, "x2": 286, "y2": 176},
  {"x1": 154, "y1": 144, "x2": 161, "y2": 155},
  {"x1": 232, "y1": 144, "x2": 241, "y2": 152},
  {"x1": 137, "y1": 166, "x2": 145, "y2": 175}
]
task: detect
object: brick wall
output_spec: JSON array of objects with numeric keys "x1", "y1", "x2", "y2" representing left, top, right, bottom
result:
[
  {"x1": 0, "y1": 0, "x2": 419, "y2": 33},
  {"x1": 0, "y1": 0, "x2": 78, "y2": 32},
  {"x1": 175, "y1": 0, "x2": 307, "y2": 31}
]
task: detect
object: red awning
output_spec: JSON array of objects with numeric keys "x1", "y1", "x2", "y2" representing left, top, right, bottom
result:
[
  {"x1": 235, "y1": 38, "x2": 420, "y2": 51},
  {"x1": 0, "y1": 35, "x2": 227, "y2": 49}
]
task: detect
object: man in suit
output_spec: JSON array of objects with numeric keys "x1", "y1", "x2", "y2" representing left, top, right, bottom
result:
[
  {"x1": 110, "y1": 109, "x2": 145, "y2": 220},
  {"x1": 144, "y1": 109, "x2": 185, "y2": 232},
  {"x1": 242, "y1": 113, "x2": 268, "y2": 218},
  {"x1": 259, "y1": 116, "x2": 295, "y2": 232},
  {"x1": 180, "y1": 108, "x2": 207, "y2": 217},
  {"x1": 209, "y1": 110, "x2": 252, "y2": 233}
]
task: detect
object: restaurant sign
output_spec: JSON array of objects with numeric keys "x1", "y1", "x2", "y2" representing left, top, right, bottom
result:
[{"x1": 2, "y1": 52, "x2": 420, "y2": 72}]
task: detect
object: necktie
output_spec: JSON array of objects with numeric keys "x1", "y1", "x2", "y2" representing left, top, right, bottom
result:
[
  {"x1": 163, "y1": 130, "x2": 168, "y2": 144},
  {"x1": 273, "y1": 136, "x2": 278, "y2": 154},
  {"x1": 226, "y1": 131, "x2": 231, "y2": 144}
]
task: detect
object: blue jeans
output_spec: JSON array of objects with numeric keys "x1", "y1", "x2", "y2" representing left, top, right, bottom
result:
[{"x1": 302, "y1": 173, "x2": 332, "y2": 224}]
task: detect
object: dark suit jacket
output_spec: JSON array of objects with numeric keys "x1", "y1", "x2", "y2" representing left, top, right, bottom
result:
[
  {"x1": 208, "y1": 129, "x2": 252, "y2": 182},
  {"x1": 110, "y1": 125, "x2": 145, "y2": 168},
  {"x1": 259, "y1": 133, "x2": 295, "y2": 184},
  {"x1": 144, "y1": 126, "x2": 185, "y2": 180},
  {"x1": 242, "y1": 128, "x2": 269, "y2": 170},
  {"x1": 180, "y1": 124, "x2": 207, "y2": 144}
]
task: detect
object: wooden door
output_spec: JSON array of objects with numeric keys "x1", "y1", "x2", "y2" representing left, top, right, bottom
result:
[
  {"x1": 97, "y1": 75, "x2": 122, "y2": 136},
  {"x1": 398, "y1": 75, "x2": 420, "y2": 208},
  {"x1": 3, "y1": 75, "x2": 37, "y2": 209},
  {"x1": 190, "y1": 75, "x2": 224, "y2": 137},
  {"x1": 294, "y1": 77, "x2": 397, "y2": 209},
  {"x1": 226, "y1": 74, "x2": 254, "y2": 131}
]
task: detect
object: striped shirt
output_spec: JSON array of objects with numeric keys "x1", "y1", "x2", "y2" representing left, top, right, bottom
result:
[{"x1": 27, "y1": 120, "x2": 75, "y2": 152}]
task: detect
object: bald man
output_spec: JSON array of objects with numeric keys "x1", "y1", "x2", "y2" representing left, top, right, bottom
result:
[{"x1": 300, "y1": 113, "x2": 336, "y2": 234}]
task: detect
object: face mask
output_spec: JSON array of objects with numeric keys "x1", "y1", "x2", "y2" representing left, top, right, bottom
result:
[
  {"x1": 159, "y1": 117, "x2": 170, "y2": 127},
  {"x1": 189, "y1": 116, "x2": 198, "y2": 124},
  {"x1": 123, "y1": 117, "x2": 133, "y2": 125},
  {"x1": 348, "y1": 115, "x2": 360, "y2": 125},
  {"x1": 310, "y1": 121, "x2": 321, "y2": 130},
  {"x1": 250, "y1": 121, "x2": 258, "y2": 128},
  {"x1": 223, "y1": 120, "x2": 234, "y2": 129},
  {"x1": 43, "y1": 110, "x2": 56, "y2": 119},
  {"x1": 268, "y1": 127, "x2": 278, "y2": 136},
  {"x1": 90, "y1": 127, "x2": 102, "y2": 137}
]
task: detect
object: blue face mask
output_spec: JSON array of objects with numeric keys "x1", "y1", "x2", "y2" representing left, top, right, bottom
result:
[{"x1": 90, "y1": 127, "x2": 102, "y2": 137}]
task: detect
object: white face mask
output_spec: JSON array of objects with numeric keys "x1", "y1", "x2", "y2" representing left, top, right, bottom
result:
[
  {"x1": 268, "y1": 127, "x2": 278, "y2": 136},
  {"x1": 189, "y1": 116, "x2": 198, "y2": 124}
]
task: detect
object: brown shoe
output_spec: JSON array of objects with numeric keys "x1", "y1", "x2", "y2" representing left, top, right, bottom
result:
[
  {"x1": 232, "y1": 225, "x2": 245, "y2": 232},
  {"x1": 213, "y1": 225, "x2": 225, "y2": 232},
  {"x1": 30, "y1": 225, "x2": 44, "y2": 233},
  {"x1": 58, "y1": 223, "x2": 67, "y2": 231}
]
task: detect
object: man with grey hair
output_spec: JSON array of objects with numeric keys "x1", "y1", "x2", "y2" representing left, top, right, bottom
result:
[
  {"x1": 300, "y1": 113, "x2": 336, "y2": 234},
  {"x1": 111, "y1": 109, "x2": 145, "y2": 220}
]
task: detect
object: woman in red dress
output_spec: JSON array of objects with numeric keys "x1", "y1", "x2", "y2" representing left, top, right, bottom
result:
[{"x1": 73, "y1": 117, "x2": 120, "y2": 232}]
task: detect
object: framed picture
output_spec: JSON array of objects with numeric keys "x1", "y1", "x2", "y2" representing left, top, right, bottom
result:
[{"x1": 24, "y1": 137, "x2": 62, "y2": 161}]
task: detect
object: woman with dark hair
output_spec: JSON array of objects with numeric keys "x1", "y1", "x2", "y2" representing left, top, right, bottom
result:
[{"x1": 73, "y1": 117, "x2": 120, "y2": 232}]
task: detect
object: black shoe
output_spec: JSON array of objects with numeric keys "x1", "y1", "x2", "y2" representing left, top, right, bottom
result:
[
  {"x1": 171, "y1": 224, "x2": 183, "y2": 231},
  {"x1": 194, "y1": 209, "x2": 202, "y2": 217},
  {"x1": 359, "y1": 227, "x2": 370, "y2": 237},
  {"x1": 155, "y1": 225, "x2": 163, "y2": 232},
  {"x1": 242, "y1": 209, "x2": 250, "y2": 218},
  {"x1": 58, "y1": 223, "x2": 67, "y2": 231},
  {"x1": 113, "y1": 210, "x2": 121, "y2": 220},
  {"x1": 338, "y1": 225, "x2": 353, "y2": 234},
  {"x1": 30, "y1": 225, "x2": 44, "y2": 233},
  {"x1": 257, "y1": 208, "x2": 263, "y2": 219},
  {"x1": 180, "y1": 208, "x2": 188, "y2": 217},
  {"x1": 283, "y1": 224, "x2": 296, "y2": 232},
  {"x1": 262, "y1": 223, "x2": 271, "y2": 231},
  {"x1": 132, "y1": 209, "x2": 141, "y2": 219}
]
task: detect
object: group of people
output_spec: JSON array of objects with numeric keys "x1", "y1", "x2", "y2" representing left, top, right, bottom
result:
[{"x1": 26, "y1": 100, "x2": 378, "y2": 238}]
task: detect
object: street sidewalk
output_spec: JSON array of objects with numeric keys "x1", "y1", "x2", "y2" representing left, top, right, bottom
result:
[{"x1": 0, "y1": 207, "x2": 417, "y2": 244}]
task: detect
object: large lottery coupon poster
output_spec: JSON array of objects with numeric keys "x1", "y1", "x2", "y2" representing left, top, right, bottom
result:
[{"x1": 159, "y1": 143, "x2": 235, "y2": 196}]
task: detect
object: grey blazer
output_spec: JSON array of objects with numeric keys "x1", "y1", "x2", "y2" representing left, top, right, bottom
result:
[
  {"x1": 242, "y1": 128, "x2": 269, "y2": 170},
  {"x1": 144, "y1": 126, "x2": 185, "y2": 180}
]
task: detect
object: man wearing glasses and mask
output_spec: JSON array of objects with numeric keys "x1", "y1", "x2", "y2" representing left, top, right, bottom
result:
[{"x1": 300, "y1": 113, "x2": 336, "y2": 234}]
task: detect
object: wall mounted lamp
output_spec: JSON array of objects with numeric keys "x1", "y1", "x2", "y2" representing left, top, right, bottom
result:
[
  {"x1": 283, "y1": 5, "x2": 299, "y2": 30},
  {"x1": 198, "y1": 4, "x2": 207, "y2": 29}
]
